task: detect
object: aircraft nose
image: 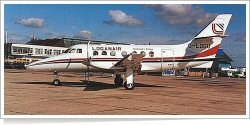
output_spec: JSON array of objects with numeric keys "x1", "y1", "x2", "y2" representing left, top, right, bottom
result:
[
  {"x1": 25, "y1": 62, "x2": 37, "y2": 70},
  {"x1": 24, "y1": 64, "x2": 29, "y2": 68},
  {"x1": 25, "y1": 63, "x2": 32, "y2": 70}
]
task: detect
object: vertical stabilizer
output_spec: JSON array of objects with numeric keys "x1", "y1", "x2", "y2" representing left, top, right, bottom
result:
[{"x1": 195, "y1": 14, "x2": 232, "y2": 38}]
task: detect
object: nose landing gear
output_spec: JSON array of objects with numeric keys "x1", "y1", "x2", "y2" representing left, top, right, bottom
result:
[{"x1": 53, "y1": 71, "x2": 62, "y2": 86}]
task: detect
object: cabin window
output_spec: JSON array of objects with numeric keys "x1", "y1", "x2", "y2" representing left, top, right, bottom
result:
[
  {"x1": 149, "y1": 51, "x2": 154, "y2": 57},
  {"x1": 93, "y1": 51, "x2": 98, "y2": 56},
  {"x1": 132, "y1": 51, "x2": 137, "y2": 54},
  {"x1": 110, "y1": 51, "x2": 116, "y2": 56},
  {"x1": 70, "y1": 49, "x2": 76, "y2": 53},
  {"x1": 140, "y1": 51, "x2": 146, "y2": 57},
  {"x1": 77, "y1": 49, "x2": 82, "y2": 53},
  {"x1": 121, "y1": 51, "x2": 127, "y2": 57},
  {"x1": 102, "y1": 51, "x2": 107, "y2": 55}
]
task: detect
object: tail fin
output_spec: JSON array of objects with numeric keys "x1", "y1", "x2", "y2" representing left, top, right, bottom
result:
[
  {"x1": 195, "y1": 14, "x2": 232, "y2": 38},
  {"x1": 185, "y1": 14, "x2": 232, "y2": 68},
  {"x1": 187, "y1": 14, "x2": 232, "y2": 54}
]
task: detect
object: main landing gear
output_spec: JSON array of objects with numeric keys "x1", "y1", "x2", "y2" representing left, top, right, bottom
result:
[
  {"x1": 114, "y1": 74, "x2": 123, "y2": 87},
  {"x1": 52, "y1": 71, "x2": 62, "y2": 86},
  {"x1": 114, "y1": 68, "x2": 136, "y2": 90}
]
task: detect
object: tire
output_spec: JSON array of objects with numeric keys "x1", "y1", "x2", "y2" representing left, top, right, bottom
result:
[
  {"x1": 114, "y1": 77, "x2": 123, "y2": 87},
  {"x1": 53, "y1": 79, "x2": 61, "y2": 86},
  {"x1": 124, "y1": 81, "x2": 135, "y2": 90}
]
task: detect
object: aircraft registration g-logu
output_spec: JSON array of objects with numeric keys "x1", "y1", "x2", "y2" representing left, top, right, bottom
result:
[{"x1": 26, "y1": 14, "x2": 232, "y2": 90}]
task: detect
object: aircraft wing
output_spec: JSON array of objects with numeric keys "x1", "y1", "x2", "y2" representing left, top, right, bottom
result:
[{"x1": 111, "y1": 54, "x2": 144, "y2": 73}]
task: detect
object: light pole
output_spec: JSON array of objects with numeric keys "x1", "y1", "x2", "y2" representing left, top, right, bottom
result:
[{"x1": 5, "y1": 29, "x2": 8, "y2": 44}]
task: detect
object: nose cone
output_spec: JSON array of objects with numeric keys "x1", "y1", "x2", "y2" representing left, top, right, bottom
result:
[
  {"x1": 25, "y1": 61, "x2": 39, "y2": 71},
  {"x1": 25, "y1": 55, "x2": 64, "y2": 72},
  {"x1": 24, "y1": 64, "x2": 30, "y2": 69}
]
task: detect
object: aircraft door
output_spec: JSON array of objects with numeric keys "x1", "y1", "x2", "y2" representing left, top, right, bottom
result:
[{"x1": 161, "y1": 49, "x2": 174, "y2": 71}]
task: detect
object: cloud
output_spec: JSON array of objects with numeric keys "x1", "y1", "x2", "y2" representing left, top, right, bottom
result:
[
  {"x1": 16, "y1": 18, "x2": 45, "y2": 28},
  {"x1": 233, "y1": 32, "x2": 246, "y2": 42},
  {"x1": 104, "y1": 10, "x2": 143, "y2": 27},
  {"x1": 74, "y1": 30, "x2": 93, "y2": 39},
  {"x1": 145, "y1": 4, "x2": 218, "y2": 27}
]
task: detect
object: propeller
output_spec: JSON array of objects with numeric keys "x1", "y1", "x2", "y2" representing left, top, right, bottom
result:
[
  {"x1": 82, "y1": 41, "x2": 91, "y2": 83},
  {"x1": 86, "y1": 41, "x2": 91, "y2": 83}
]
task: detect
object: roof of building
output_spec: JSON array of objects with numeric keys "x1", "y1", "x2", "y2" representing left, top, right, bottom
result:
[
  {"x1": 216, "y1": 50, "x2": 233, "y2": 62},
  {"x1": 26, "y1": 38, "x2": 129, "y2": 48}
]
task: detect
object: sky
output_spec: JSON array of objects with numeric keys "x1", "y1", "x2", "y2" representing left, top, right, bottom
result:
[{"x1": 2, "y1": 1, "x2": 248, "y2": 67}]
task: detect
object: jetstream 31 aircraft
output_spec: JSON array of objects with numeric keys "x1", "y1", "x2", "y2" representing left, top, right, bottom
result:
[{"x1": 26, "y1": 14, "x2": 232, "y2": 90}]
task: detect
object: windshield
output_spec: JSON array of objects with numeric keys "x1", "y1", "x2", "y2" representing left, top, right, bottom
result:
[{"x1": 63, "y1": 48, "x2": 70, "y2": 53}]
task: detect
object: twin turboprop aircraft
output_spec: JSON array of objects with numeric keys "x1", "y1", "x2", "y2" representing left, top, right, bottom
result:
[{"x1": 26, "y1": 14, "x2": 232, "y2": 90}]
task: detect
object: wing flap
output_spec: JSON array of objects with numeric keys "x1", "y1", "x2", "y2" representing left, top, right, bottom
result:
[{"x1": 111, "y1": 54, "x2": 143, "y2": 73}]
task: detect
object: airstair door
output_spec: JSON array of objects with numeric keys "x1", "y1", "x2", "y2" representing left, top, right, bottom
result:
[{"x1": 161, "y1": 49, "x2": 174, "y2": 70}]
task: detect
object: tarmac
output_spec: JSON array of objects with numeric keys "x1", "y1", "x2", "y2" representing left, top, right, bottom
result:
[{"x1": 3, "y1": 69, "x2": 246, "y2": 117}]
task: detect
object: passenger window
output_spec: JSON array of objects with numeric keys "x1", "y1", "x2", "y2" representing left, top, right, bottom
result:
[
  {"x1": 77, "y1": 49, "x2": 82, "y2": 53},
  {"x1": 121, "y1": 51, "x2": 127, "y2": 57},
  {"x1": 140, "y1": 51, "x2": 146, "y2": 57},
  {"x1": 149, "y1": 51, "x2": 154, "y2": 57},
  {"x1": 93, "y1": 51, "x2": 98, "y2": 56},
  {"x1": 102, "y1": 51, "x2": 107, "y2": 55},
  {"x1": 70, "y1": 49, "x2": 76, "y2": 53},
  {"x1": 110, "y1": 51, "x2": 116, "y2": 56}
]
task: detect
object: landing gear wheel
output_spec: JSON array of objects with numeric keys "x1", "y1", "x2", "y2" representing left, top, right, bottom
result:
[
  {"x1": 114, "y1": 77, "x2": 123, "y2": 87},
  {"x1": 124, "y1": 81, "x2": 135, "y2": 90},
  {"x1": 53, "y1": 79, "x2": 61, "y2": 86}
]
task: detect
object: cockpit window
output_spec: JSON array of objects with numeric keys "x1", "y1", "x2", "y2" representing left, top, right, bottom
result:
[
  {"x1": 63, "y1": 49, "x2": 70, "y2": 53},
  {"x1": 69, "y1": 49, "x2": 76, "y2": 53}
]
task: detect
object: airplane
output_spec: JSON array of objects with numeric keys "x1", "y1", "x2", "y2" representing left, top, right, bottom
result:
[{"x1": 26, "y1": 14, "x2": 232, "y2": 90}]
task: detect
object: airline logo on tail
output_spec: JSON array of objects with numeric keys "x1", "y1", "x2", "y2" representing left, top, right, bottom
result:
[{"x1": 212, "y1": 23, "x2": 224, "y2": 35}]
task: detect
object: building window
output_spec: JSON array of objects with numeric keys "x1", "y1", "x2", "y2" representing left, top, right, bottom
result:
[
  {"x1": 53, "y1": 50, "x2": 61, "y2": 55},
  {"x1": 140, "y1": 51, "x2": 146, "y2": 57},
  {"x1": 93, "y1": 51, "x2": 98, "y2": 56},
  {"x1": 149, "y1": 51, "x2": 154, "y2": 57},
  {"x1": 102, "y1": 51, "x2": 107, "y2": 55},
  {"x1": 121, "y1": 51, "x2": 127, "y2": 57},
  {"x1": 110, "y1": 51, "x2": 116, "y2": 56},
  {"x1": 49, "y1": 49, "x2": 52, "y2": 55}
]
